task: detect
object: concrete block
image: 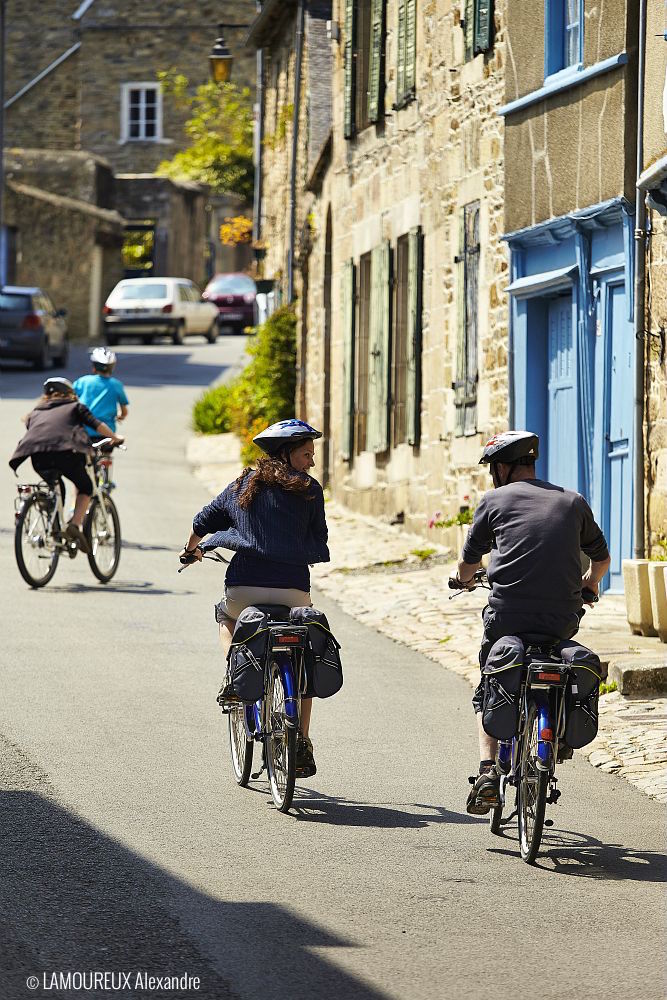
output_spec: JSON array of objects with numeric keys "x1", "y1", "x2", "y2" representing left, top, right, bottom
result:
[
  {"x1": 622, "y1": 559, "x2": 658, "y2": 637},
  {"x1": 648, "y1": 563, "x2": 667, "y2": 643},
  {"x1": 608, "y1": 657, "x2": 667, "y2": 695}
]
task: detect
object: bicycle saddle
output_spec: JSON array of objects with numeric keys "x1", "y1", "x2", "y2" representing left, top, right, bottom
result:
[
  {"x1": 39, "y1": 470, "x2": 63, "y2": 485},
  {"x1": 517, "y1": 632, "x2": 560, "y2": 648},
  {"x1": 252, "y1": 604, "x2": 291, "y2": 622}
]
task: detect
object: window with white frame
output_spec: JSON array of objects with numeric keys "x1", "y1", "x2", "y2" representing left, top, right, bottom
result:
[
  {"x1": 545, "y1": 0, "x2": 583, "y2": 78},
  {"x1": 120, "y1": 83, "x2": 163, "y2": 142}
]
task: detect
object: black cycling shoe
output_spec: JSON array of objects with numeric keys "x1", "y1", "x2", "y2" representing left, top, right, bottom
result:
[
  {"x1": 557, "y1": 743, "x2": 574, "y2": 763},
  {"x1": 295, "y1": 735, "x2": 317, "y2": 778},
  {"x1": 466, "y1": 767, "x2": 500, "y2": 815}
]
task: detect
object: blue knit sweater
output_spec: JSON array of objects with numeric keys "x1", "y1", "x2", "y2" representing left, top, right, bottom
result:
[{"x1": 193, "y1": 471, "x2": 330, "y2": 589}]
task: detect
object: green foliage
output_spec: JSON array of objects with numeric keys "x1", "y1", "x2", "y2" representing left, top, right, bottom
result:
[
  {"x1": 264, "y1": 103, "x2": 294, "y2": 150},
  {"x1": 157, "y1": 73, "x2": 254, "y2": 200},
  {"x1": 651, "y1": 535, "x2": 667, "y2": 562},
  {"x1": 122, "y1": 229, "x2": 154, "y2": 270},
  {"x1": 431, "y1": 508, "x2": 475, "y2": 529},
  {"x1": 599, "y1": 680, "x2": 618, "y2": 696},
  {"x1": 410, "y1": 547, "x2": 437, "y2": 561},
  {"x1": 192, "y1": 307, "x2": 297, "y2": 465}
]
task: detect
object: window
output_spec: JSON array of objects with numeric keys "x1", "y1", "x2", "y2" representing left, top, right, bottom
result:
[
  {"x1": 392, "y1": 227, "x2": 423, "y2": 447},
  {"x1": 355, "y1": 252, "x2": 372, "y2": 453},
  {"x1": 545, "y1": 0, "x2": 583, "y2": 78},
  {"x1": 454, "y1": 203, "x2": 480, "y2": 436},
  {"x1": 118, "y1": 282, "x2": 168, "y2": 300},
  {"x1": 121, "y1": 83, "x2": 163, "y2": 142},
  {"x1": 396, "y1": 1, "x2": 416, "y2": 109},
  {"x1": 178, "y1": 284, "x2": 190, "y2": 303},
  {"x1": 344, "y1": 0, "x2": 385, "y2": 138},
  {"x1": 206, "y1": 275, "x2": 256, "y2": 295},
  {"x1": 464, "y1": 0, "x2": 494, "y2": 61}
]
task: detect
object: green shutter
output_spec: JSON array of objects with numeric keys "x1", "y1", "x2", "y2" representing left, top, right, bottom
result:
[
  {"x1": 368, "y1": 241, "x2": 391, "y2": 453},
  {"x1": 455, "y1": 210, "x2": 466, "y2": 436},
  {"x1": 344, "y1": 0, "x2": 356, "y2": 139},
  {"x1": 406, "y1": 226, "x2": 423, "y2": 447},
  {"x1": 474, "y1": 0, "x2": 493, "y2": 54},
  {"x1": 464, "y1": 0, "x2": 474, "y2": 61},
  {"x1": 368, "y1": 0, "x2": 385, "y2": 124},
  {"x1": 396, "y1": 1, "x2": 406, "y2": 104},
  {"x1": 405, "y1": 0, "x2": 416, "y2": 95},
  {"x1": 341, "y1": 259, "x2": 356, "y2": 460}
]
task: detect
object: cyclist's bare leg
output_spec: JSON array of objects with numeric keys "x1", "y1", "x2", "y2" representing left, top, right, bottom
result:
[
  {"x1": 70, "y1": 491, "x2": 89, "y2": 528},
  {"x1": 300, "y1": 697, "x2": 313, "y2": 739},
  {"x1": 477, "y1": 714, "x2": 497, "y2": 764},
  {"x1": 218, "y1": 620, "x2": 235, "y2": 658}
]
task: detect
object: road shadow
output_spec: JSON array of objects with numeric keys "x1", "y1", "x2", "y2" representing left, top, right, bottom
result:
[
  {"x1": 41, "y1": 581, "x2": 194, "y2": 597},
  {"x1": 0, "y1": 737, "x2": 392, "y2": 1000},
  {"x1": 289, "y1": 788, "x2": 481, "y2": 828},
  {"x1": 487, "y1": 826, "x2": 667, "y2": 882}
]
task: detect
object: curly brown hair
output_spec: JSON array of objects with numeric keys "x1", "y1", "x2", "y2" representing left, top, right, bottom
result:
[{"x1": 233, "y1": 455, "x2": 313, "y2": 508}]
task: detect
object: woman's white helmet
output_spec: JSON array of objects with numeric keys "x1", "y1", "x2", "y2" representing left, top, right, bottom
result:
[
  {"x1": 90, "y1": 347, "x2": 116, "y2": 371},
  {"x1": 253, "y1": 419, "x2": 322, "y2": 457}
]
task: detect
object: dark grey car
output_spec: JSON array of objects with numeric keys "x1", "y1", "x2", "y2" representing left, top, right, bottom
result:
[{"x1": 0, "y1": 286, "x2": 69, "y2": 369}]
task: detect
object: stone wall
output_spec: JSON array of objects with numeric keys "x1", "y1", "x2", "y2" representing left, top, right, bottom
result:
[
  {"x1": 4, "y1": 150, "x2": 115, "y2": 209},
  {"x1": 645, "y1": 209, "x2": 667, "y2": 556}
]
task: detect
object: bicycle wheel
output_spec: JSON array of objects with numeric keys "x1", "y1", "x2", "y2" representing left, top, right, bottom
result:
[
  {"x1": 14, "y1": 494, "x2": 60, "y2": 588},
  {"x1": 489, "y1": 774, "x2": 506, "y2": 835},
  {"x1": 518, "y1": 703, "x2": 549, "y2": 864},
  {"x1": 228, "y1": 706, "x2": 253, "y2": 786},
  {"x1": 265, "y1": 660, "x2": 297, "y2": 813},
  {"x1": 84, "y1": 494, "x2": 121, "y2": 583}
]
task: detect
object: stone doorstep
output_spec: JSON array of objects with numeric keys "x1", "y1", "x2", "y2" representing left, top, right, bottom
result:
[{"x1": 608, "y1": 657, "x2": 667, "y2": 695}]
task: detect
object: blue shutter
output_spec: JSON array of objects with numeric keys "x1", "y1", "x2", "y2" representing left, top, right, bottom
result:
[
  {"x1": 341, "y1": 259, "x2": 356, "y2": 460},
  {"x1": 368, "y1": 241, "x2": 391, "y2": 453},
  {"x1": 406, "y1": 226, "x2": 423, "y2": 446}
]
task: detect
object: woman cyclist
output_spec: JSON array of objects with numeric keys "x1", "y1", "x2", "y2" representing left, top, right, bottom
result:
[
  {"x1": 180, "y1": 419, "x2": 330, "y2": 777},
  {"x1": 9, "y1": 377, "x2": 124, "y2": 551}
]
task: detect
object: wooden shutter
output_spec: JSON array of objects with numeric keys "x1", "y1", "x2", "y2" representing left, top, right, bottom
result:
[
  {"x1": 341, "y1": 259, "x2": 356, "y2": 460},
  {"x1": 368, "y1": 0, "x2": 385, "y2": 124},
  {"x1": 474, "y1": 0, "x2": 493, "y2": 54},
  {"x1": 406, "y1": 226, "x2": 423, "y2": 446},
  {"x1": 397, "y1": 1, "x2": 406, "y2": 104},
  {"x1": 454, "y1": 203, "x2": 480, "y2": 436},
  {"x1": 405, "y1": 0, "x2": 416, "y2": 95},
  {"x1": 464, "y1": 0, "x2": 475, "y2": 61},
  {"x1": 344, "y1": 0, "x2": 356, "y2": 139},
  {"x1": 367, "y1": 241, "x2": 391, "y2": 453}
]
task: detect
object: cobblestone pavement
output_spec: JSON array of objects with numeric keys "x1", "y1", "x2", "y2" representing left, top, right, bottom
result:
[{"x1": 191, "y1": 440, "x2": 667, "y2": 805}]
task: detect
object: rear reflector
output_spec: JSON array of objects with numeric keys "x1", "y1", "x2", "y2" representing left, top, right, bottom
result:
[
  {"x1": 103, "y1": 305, "x2": 113, "y2": 315},
  {"x1": 540, "y1": 728, "x2": 553, "y2": 741},
  {"x1": 537, "y1": 672, "x2": 563, "y2": 682},
  {"x1": 162, "y1": 303, "x2": 173, "y2": 313},
  {"x1": 21, "y1": 313, "x2": 41, "y2": 329},
  {"x1": 277, "y1": 635, "x2": 300, "y2": 644}
]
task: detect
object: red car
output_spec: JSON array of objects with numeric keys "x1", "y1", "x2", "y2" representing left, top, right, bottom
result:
[{"x1": 202, "y1": 273, "x2": 256, "y2": 334}]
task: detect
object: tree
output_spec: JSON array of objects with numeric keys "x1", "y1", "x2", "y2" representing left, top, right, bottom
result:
[{"x1": 157, "y1": 73, "x2": 254, "y2": 201}]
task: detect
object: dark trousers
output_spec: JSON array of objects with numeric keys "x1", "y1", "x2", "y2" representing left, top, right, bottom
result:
[{"x1": 472, "y1": 604, "x2": 581, "y2": 713}]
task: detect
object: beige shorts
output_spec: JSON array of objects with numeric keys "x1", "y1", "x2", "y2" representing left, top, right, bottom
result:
[{"x1": 218, "y1": 585, "x2": 312, "y2": 624}]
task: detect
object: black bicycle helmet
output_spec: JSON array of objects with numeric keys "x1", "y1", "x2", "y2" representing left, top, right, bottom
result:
[
  {"x1": 253, "y1": 419, "x2": 323, "y2": 457},
  {"x1": 43, "y1": 376, "x2": 75, "y2": 396},
  {"x1": 479, "y1": 430, "x2": 539, "y2": 466}
]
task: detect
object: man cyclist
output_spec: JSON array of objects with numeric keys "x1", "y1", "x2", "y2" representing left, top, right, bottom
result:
[
  {"x1": 74, "y1": 348, "x2": 128, "y2": 437},
  {"x1": 449, "y1": 431, "x2": 611, "y2": 815}
]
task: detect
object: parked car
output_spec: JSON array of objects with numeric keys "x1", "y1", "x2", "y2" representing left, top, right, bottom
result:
[
  {"x1": 103, "y1": 277, "x2": 219, "y2": 346},
  {"x1": 0, "y1": 286, "x2": 69, "y2": 369},
  {"x1": 202, "y1": 273, "x2": 257, "y2": 334}
]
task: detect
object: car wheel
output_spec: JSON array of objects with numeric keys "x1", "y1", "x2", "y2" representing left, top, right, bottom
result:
[
  {"x1": 172, "y1": 321, "x2": 185, "y2": 346},
  {"x1": 205, "y1": 320, "x2": 218, "y2": 344},
  {"x1": 142, "y1": 335, "x2": 154, "y2": 345},
  {"x1": 53, "y1": 338, "x2": 70, "y2": 368},
  {"x1": 34, "y1": 339, "x2": 51, "y2": 371}
]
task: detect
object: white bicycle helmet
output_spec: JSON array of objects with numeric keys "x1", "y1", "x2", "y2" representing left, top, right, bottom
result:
[
  {"x1": 90, "y1": 346, "x2": 116, "y2": 371},
  {"x1": 43, "y1": 376, "x2": 75, "y2": 396},
  {"x1": 253, "y1": 419, "x2": 323, "y2": 457}
]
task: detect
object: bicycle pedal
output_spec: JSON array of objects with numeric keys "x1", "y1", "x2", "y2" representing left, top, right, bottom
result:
[
  {"x1": 251, "y1": 766, "x2": 266, "y2": 780},
  {"x1": 544, "y1": 819, "x2": 554, "y2": 827}
]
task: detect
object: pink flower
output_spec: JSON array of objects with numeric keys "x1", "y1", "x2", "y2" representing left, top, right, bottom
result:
[{"x1": 428, "y1": 511, "x2": 442, "y2": 529}]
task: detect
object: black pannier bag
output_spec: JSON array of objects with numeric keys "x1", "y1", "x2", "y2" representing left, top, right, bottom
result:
[
  {"x1": 221, "y1": 605, "x2": 275, "y2": 703},
  {"x1": 481, "y1": 635, "x2": 526, "y2": 740},
  {"x1": 557, "y1": 640, "x2": 602, "y2": 748},
  {"x1": 289, "y1": 606, "x2": 343, "y2": 698}
]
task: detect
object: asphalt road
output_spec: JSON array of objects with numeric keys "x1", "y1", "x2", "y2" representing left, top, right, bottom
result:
[{"x1": 0, "y1": 340, "x2": 665, "y2": 1000}]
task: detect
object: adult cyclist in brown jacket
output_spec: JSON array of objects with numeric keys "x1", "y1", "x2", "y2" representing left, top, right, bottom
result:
[{"x1": 449, "y1": 431, "x2": 611, "y2": 815}]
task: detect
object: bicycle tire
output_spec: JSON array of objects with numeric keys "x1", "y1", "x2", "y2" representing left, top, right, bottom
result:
[
  {"x1": 265, "y1": 660, "x2": 297, "y2": 813},
  {"x1": 489, "y1": 782, "x2": 504, "y2": 835},
  {"x1": 84, "y1": 494, "x2": 121, "y2": 583},
  {"x1": 518, "y1": 703, "x2": 549, "y2": 864},
  {"x1": 228, "y1": 707, "x2": 253, "y2": 786},
  {"x1": 14, "y1": 494, "x2": 60, "y2": 588}
]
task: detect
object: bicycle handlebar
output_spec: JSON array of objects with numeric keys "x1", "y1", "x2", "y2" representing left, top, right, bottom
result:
[
  {"x1": 92, "y1": 438, "x2": 126, "y2": 451},
  {"x1": 447, "y1": 569, "x2": 600, "y2": 605}
]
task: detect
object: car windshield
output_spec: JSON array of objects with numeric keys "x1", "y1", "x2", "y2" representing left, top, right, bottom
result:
[
  {"x1": 118, "y1": 283, "x2": 168, "y2": 300},
  {"x1": 0, "y1": 293, "x2": 31, "y2": 311},
  {"x1": 207, "y1": 276, "x2": 255, "y2": 295}
]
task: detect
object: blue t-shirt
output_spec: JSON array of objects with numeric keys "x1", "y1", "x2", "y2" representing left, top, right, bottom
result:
[{"x1": 73, "y1": 375, "x2": 129, "y2": 435}]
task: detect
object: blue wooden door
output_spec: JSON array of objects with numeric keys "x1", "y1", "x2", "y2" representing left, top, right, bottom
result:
[
  {"x1": 547, "y1": 297, "x2": 578, "y2": 491},
  {"x1": 603, "y1": 282, "x2": 633, "y2": 592}
]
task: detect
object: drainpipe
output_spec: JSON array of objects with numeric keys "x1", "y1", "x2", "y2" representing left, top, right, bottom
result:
[
  {"x1": 287, "y1": 0, "x2": 305, "y2": 303},
  {"x1": 633, "y1": 0, "x2": 647, "y2": 559}
]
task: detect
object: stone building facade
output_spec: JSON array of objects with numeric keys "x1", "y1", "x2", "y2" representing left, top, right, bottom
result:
[{"x1": 251, "y1": 0, "x2": 509, "y2": 541}]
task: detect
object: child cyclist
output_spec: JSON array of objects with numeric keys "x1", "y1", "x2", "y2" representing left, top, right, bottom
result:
[
  {"x1": 179, "y1": 420, "x2": 330, "y2": 778},
  {"x1": 74, "y1": 347, "x2": 129, "y2": 436}
]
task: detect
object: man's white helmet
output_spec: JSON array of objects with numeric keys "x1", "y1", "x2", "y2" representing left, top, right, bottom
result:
[{"x1": 90, "y1": 347, "x2": 116, "y2": 370}]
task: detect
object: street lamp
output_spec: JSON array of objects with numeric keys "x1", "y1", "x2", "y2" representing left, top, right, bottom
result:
[{"x1": 209, "y1": 25, "x2": 233, "y2": 83}]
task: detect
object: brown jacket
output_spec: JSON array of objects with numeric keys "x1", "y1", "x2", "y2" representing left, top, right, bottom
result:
[{"x1": 9, "y1": 398, "x2": 101, "y2": 471}]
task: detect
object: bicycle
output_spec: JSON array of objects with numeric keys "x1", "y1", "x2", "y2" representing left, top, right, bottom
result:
[
  {"x1": 179, "y1": 548, "x2": 308, "y2": 813},
  {"x1": 14, "y1": 439, "x2": 125, "y2": 588},
  {"x1": 449, "y1": 570, "x2": 599, "y2": 864}
]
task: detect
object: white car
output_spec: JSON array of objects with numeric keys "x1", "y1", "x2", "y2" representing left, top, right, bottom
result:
[{"x1": 103, "y1": 277, "x2": 220, "y2": 345}]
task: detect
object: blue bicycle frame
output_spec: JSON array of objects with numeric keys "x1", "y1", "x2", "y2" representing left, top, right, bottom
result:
[{"x1": 243, "y1": 648, "x2": 301, "y2": 740}]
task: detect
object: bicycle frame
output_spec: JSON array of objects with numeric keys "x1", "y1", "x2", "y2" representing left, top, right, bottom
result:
[{"x1": 242, "y1": 634, "x2": 307, "y2": 741}]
